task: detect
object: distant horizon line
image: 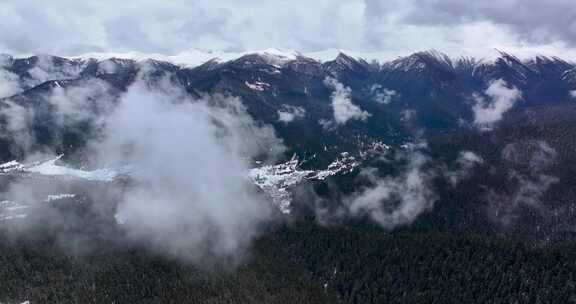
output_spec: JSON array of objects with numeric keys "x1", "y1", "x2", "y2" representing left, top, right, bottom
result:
[{"x1": 3, "y1": 46, "x2": 576, "y2": 68}]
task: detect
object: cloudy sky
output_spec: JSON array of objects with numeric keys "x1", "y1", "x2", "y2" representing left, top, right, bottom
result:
[{"x1": 1, "y1": 0, "x2": 575, "y2": 59}]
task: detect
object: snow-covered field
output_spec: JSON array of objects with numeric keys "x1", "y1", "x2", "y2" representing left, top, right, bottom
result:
[{"x1": 0, "y1": 152, "x2": 361, "y2": 220}]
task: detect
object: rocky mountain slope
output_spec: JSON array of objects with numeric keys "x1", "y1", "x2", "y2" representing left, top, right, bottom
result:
[{"x1": 1, "y1": 50, "x2": 576, "y2": 242}]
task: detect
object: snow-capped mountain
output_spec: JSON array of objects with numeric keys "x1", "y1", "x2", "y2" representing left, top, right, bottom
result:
[{"x1": 1, "y1": 50, "x2": 576, "y2": 242}]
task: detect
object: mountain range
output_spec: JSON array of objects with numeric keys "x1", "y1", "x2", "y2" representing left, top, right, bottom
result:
[{"x1": 1, "y1": 50, "x2": 576, "y2": 303}]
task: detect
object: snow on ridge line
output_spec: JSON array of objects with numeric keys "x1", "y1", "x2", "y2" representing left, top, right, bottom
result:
[
  {"x1": 69, "y1": 48, "x2": 300, "y2": 68},
  {"x1": 69, "y1": 48, "x2": 399, "y2": 67},
  {"x1": 10, "y1": 48, "x2": 392, "y2": 68},
  {"x1": 46, "y1": 48, "x2": 399, "y2": 68},
  {"x1": 65, "y1": 48, "x2": 545, "y2": 68},
  {"x1": 9, "y1": 46, "x2": 576, "y2": 71}
]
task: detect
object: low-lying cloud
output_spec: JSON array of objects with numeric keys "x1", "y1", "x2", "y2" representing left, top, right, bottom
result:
[
  {"x1": 277, "y1": 105, "x2": 306, "y2": 123},
  {"x1": 0, "y1": 68, "x2": 286, "y2": 265},
  {"x1": 472, "y1": 79, "x2": 522, "y2": 131},
  {"x1": 445, "y1": 151, "x2": 484, "y2": 187},
  {"x1": 370, "y1": 84, "x2": 397, "y2": 105},
  {"x1": 324, "y1": 77, "x2": 371, "y2": 125},
  {"x1": 486, "y1": 140, "x2": 559, "y2": 227},
  {"x1": 47, "y1": 78, "x2": 115, "y2": 126},
  {"x1": 345, "y1": 146, "x2": 437, "y2": 229},
  {"x1": 0, "y1": 101, "x2": 35, "y2": 155},
  {"x1": 93, "y1": 79, "x2": 282, "y2": 264},
  {"x1": 0, "y1": 69, "x2": 21, "y2": 99}
]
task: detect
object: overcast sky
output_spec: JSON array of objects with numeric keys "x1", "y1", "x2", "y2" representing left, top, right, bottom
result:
[{"x1": 1, "y1": 0, "x2": 575, "y2": 58}]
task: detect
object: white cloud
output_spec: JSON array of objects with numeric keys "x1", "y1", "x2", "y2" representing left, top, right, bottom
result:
[
  {"x1": 0, "y1": 76, "x2": 114, "y2": 154},
  {"x1": 400, "y1": 109, "x2": 416, "y2": 122},
  {"x1": 27, "y1": 55, "x2": 84, "y2": 85},
  {"x1": 502, "y1": 140, "x2": 557, "y2": 172},
  {"x1": 346, "y1": 149, "x2": 436, "y2": 229},
  {"x1": 87, "y1": 77, "x2": 285, "y2": 264},
  {"x1": 370, "y1": 84, "x2": 397, "y2": 104},
  {"x1": 0, "y1": 101, "x2": 35, "y2": 153},
  {"x1": 486, "y1": 171, "x2": 558, "y2": 228},
  {"x1": 459, "y1": 151, "x2": 484, "y2": 164},
  {"x1": 472, "y1": 79, "x2": 522, "y2": 131},
  {"x1": 0, "y1": 0, "x2": 367, "y2": 55},
  {"x1": 97, "y1": 59, "x2": 119, "y2": 74},
  {"x1": 445, "y1": 151, "x2": 484, "y2": 186},
  {"x1": 47, "y1": 79, "x2": 114, "y2": 126},
  {"x1": 486, "y1": 140, "x2": 559, "y2": 227},
  {"x1": 0, "y1": 69, "x2": 21, "y2": 98},
  {"x1": 277, "y1": 105, "x2": 306, "y2": 123},
  {"x1": 324, "y1": 77, "x2": 370, "y2": 125},
  {"x1": 1, "y1": 1, "x2": 575, "y2": 60},
  {"x1": 0, "y1": 67, "x2": 286, "y2": 265},
  {"x1": 570, "y1": 90, "x2": 576, "y2": 99}
]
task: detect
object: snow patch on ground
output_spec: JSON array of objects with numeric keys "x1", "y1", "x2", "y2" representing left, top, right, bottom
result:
[
  {"x1": 0, "y1": 160, "x2": 24, "y2": 172},
  {"x1": 244, "y1": 80, "x2": 270, "y2": 91},
  {"x1": 45, "y1": 193, "x2": 77, "y2": 202},
  {"x1": 249, "y1": 153, "x2": 359, "y2": 214},
  {"x1": 0, "y1": 200, "x2": 29, "y2": 221},
  {"x1": 27, "y1": 156, "x2": 119, "y2": 182},
  {"x1": 0, "y1": 155, "x2": 124, "y2": 182},
  {"x1": 0, "y1": 149, "x2": 366, "y2": 216}
]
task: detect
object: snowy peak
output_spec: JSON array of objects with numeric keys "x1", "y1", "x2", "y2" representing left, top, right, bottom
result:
[
  {"x1": 207, "y1": 49, "x2": 299, "y2": 70},
  {"x1": 493, "y1": 52, "x2": 535, "y2": 84},
  {"x1": 324, "y1": 52, "x2": 374, "y2": 78},
  {"x1": 383, "y1": 51, "x2": 460, "y2": 82}
]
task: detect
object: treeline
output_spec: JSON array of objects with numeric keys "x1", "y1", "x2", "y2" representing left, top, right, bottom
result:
[
  {"x1": 275, "y1": 220, "x2": 576, "y2": 304},
  {"x1": 0, "y1": 233, "x2": 337, "y2": 304},
  {"x1": 2, "y1": 221, "x2": 576, "y2": 303}
]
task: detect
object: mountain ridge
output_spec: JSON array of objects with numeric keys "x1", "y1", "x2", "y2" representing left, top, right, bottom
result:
[{"x1": 1, "y1": 50, "x2": 576, "y2": 243}]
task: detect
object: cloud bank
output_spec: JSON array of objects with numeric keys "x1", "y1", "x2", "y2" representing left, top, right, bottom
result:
[
  {"x1": 95, "y1": 80, "x2": 280, "y2": 263},
  {"x1": 0, "y1": 69, "x2": 21, "y2": 98},
  {"x1": 0, "y1": 69, "x2": 286, "y2": 265},
  {"x1": 1, "y1": 0, "x2": 576, "y2": 59}
]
